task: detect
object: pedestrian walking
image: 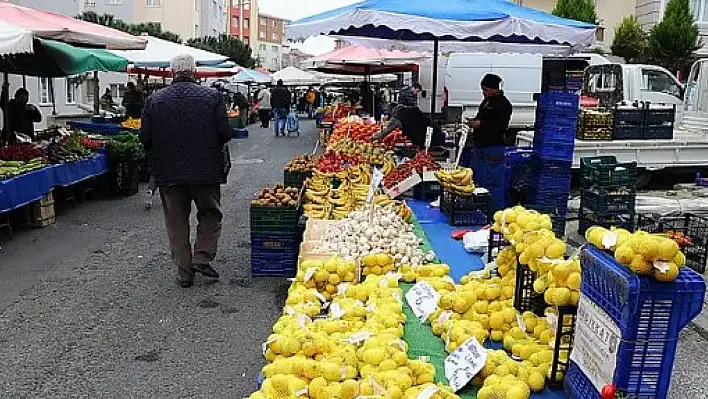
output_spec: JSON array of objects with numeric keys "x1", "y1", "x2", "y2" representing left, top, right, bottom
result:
[
  {"x1": 256, "y1": 85, "x2": 271, "y2": 128},
  {"x1": 270, "y1": 79, "x2": 291, "y2": 137},
  {"x1": 140, "y1": 54, "x2": 232, "y2": 288}
]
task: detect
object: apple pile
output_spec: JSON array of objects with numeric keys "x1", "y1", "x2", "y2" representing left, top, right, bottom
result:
[
  {"x1": 380, "y1": 128, "x2": 409, "y2": 148},
  {"x1": 408, "y1": 151, "x2": 441, "y2": 174},
  {"x1": 330, "y1": 120, "x2": 382, "y2": 143},
  {"x1": 383, "y1": 162, "x2": 415, "y2": 188}
]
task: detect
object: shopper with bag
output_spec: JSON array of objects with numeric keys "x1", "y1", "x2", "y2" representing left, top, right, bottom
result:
[
  {"x1": 270, "y1": 79, "x2": 291, "y2": 137},
  {"x1": 256, "y1": 85, "x2": 271, "y2": 128},
  {"x1": 140, "y1": 54, "x2": 232, "y2": 288}
]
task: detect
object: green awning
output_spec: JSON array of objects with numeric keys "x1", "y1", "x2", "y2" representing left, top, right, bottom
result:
[{"x1": 0, "y1": 39, "x2": 129, "y2": 77}]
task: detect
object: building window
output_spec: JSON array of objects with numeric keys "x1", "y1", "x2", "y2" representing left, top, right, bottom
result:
[
  {"x1": 65, "y1": 79, "x2": 77, "y2": 105},
  {"x1": 146, "y1": 0, "x2": 161, "y2": 6},
  {"x1": 106, "y1": 0, "x2": 123, "y2": 4},
  {"x1": 110, "y1": 83, "x2": 126, "y2": 101},
  {"x1": 690, "y1": 0, "x2": 708, "y2": 21},
  {"x1": 272, "y1": 20, "x2": 278, "y2": 27},
  {"x1": 231, "y1": 16, "x2": 239, "y2": 26},
  {"x1": 244, "y1": 37, "x2": 249, "y2": 45},
  {"x1": 259, "y1": 30, "x2": 266, "y2": 39},
  {"x1": 259, "y1": 44, "x2": 266, "y2": 51},
  {"x1": 595, "y1": 27, "x2": 605, "y2": 42},
  {"x1": 243, "y1": 18, "x2": 249, "y2": 29},
  {"x1": 243, "y1": 1, "x2": 249, "y2": 10},
  {"x1": 272, "y1": 45, "x2": 278, "y2": 52},
  {"x1": 260, "y1": 19, "x2": 266, "y2": 26},
  {"x1": 195, "y1": 24, "x2": 199, "y2": 36},
  {"x1": 39, "y1": 78, "x2": 53, "y2": 105},
  {"x1": 272, "y1": 32, "x2": 279, "y2": 41},
  {"x1": 212, "y1": 0, "x2": 218, "y2": 17}
]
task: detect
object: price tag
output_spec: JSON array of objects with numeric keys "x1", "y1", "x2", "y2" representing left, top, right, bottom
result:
[
  {"x1": 367, "y1": 167, "x2": 384, "y2": 203},
  {"x1": 454, "y1": 129, "x2": 469, "y2": 168},
  {"x1": 405, "y1": 281, "x2": 440, "y2": 321},
  {"x1": 329, "y1": 302, "x2": 345, "y2": 319},
  {"x1": 422, "y1": 168, "x2": 437, "y2": 182},
  {"x1": 346, "y1": 331, "x2": 372, "y2": 344},
  {"x1": 653, "y1": 260, "x2": 671, "y2": 273},
  {"x1": 437, "y1": 310, "x2": 453, "y2": 328},
  {"x1": 547, "y1": 312, "x2": 559, "y2": 331},
  {"x1": 313, "y1": 291, "x2": 327, "y2": 303},
  {"x1": 425, "y1": 126, "x2": 433, "y2": 150},
  {"x1": 417, "y1": 385, "x2": 439, "y2": 399},
  {"x1": 601, "y1": 232, "x2": 618, "y2": 249},
  {"x1": 570, "y1": 294, "x2": 621, "y2": 393},
  {"x1": 303, "y1": 267, "x2": 317, "y2": 283},
  {"x1": 311, "y1": 140, "x2": 320, "y2": 155},
  {"x1": 444, "y1": 336, "x2": 487, "y2": 392},
  {"x1": 516, "y1": 312, "x2": 526, "y2": 332}
]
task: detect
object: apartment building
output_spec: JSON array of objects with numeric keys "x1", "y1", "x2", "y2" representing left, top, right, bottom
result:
[
  {"x1": 11, "y1": 0, "x2": 135, "y2": 20},
  {"x1": 227, "y1": 0, "x2": 259, "y2": 47},
  {"x1": 133, "y1": 0, "x2": 227, "y2": 40},
  {"x1": 513, "y1": 0, "x2": 636, "y2": 48},
  {"x1": 255, "y1": 13, "x2": 287, "y2": 71},
  {"x1": 637, "y1": 0, "x2": 708, "y2": 50}
]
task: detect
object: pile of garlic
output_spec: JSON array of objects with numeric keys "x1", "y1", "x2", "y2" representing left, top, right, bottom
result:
[{"x1": 318, "y1": 204, "x2": 436, "y2": 267}]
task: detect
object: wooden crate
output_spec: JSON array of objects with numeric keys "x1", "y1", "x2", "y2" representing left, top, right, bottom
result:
[{"x1": 23, "y1": 193, "x2": 56, "y2": 228}]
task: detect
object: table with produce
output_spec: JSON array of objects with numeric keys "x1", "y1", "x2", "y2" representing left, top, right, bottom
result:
[
  {"x1": 66, "y1": 117, "x2": 141, "y2": 136},
  {"x1": 247, "y1": 115, "x2": 706, "y2": 399}
]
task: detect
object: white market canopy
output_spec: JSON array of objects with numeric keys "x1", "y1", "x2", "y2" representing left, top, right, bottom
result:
[
  {"x1": 0, "y1": 20, "x2": 32, "y2": 55},
  {"x1": 271, "y1": 66, "x2": 320, "y2": 86},
  {"x1": 110, "y1": 35, "x2": 229, "y2": 68}
]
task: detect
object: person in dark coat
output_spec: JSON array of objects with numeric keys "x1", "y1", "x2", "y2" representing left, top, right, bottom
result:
[
  {"x1": 122, "y1": 82, "x2": 144, "y2": 118},
  {"x1": 140, "y1": 54, "x2": 232, "y2": 288},
  {"x1": 398, "y1": 82, "x2": 423, "y2": 107},
  {"x1": 270, "y1": 79, "x2": 291, "y2": 137},
  {"x1": 469, "y1": 74, "x2": 513, "y2": 148},
  {"x1": 233, "y1": 91, "x2": 249, "y2": 127},
  {"x1": 1, "y1": 83, "x2": 42, "y2": 142},
  {"x1": 374, "y1": 103, "x2": 439, "y2": 149}
]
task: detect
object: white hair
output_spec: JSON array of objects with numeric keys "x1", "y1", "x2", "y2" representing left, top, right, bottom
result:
[{"x1": 170, "y1": 54, "x2": 196, "y2": 75}]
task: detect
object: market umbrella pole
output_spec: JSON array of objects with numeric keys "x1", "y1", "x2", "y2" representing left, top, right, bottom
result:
[
  {"x1": 430, "y1": 38, "x2": 438, "y2": 122},
  {"x1": 2, "y1": 71, "x2": 8, "y2": 140},
  {"x1": 93, "y1": 71, "x2": 100, "y2": 115}
]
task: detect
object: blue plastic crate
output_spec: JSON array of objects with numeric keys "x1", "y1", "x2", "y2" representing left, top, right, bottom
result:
[
  {"x1": 535, "y1": 110, "x2": 578, "y2": 130},
  {"x1": 534, "y1": 125, "x2": 577, "y2": 146},
  {"x1": 251, "y1": 251, "x2": 297, "y2": 277},
  {"x1": 532, "y1": 140, "x2": 575, "y2": 162},
  {"x1": 530, "y1": 157, "x2": 573, "y2": 186},
  {"x1": 251, "y1": 232, "x2": 300, "y2": 252},
  {"x1": 537, "y1": 92, "x2": 580, "y2": 112},
  {"x1": 232, "y1": 128, "x2": 249, "y2": 139},
  {"x1": 565, "y1": 246, "x2": 706, "y2": 398},
  {"x1": 528, "y1": 190, "x2": 570, "y2": 210}
]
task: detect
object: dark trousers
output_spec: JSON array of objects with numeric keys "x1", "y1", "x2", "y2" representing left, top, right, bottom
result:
[
  {"x1": 258, "y1": 109, "x2": 271, "y2": 128},
  {"x1": 159, "y1": 185, "x2": 223, "y2": 281}
]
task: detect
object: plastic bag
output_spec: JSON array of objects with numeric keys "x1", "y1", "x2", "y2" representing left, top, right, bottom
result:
[{"x1": 462, "y1": 229, "x2": 490, "y2": 254}]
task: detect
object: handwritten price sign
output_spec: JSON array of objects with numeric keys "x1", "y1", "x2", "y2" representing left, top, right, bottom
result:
[
  {"x1": 405, "y1": 281, "x2": 440, "y2": 321},
  {"x1": 444, "y1": 336, "x2": 487, "y2": 392}
]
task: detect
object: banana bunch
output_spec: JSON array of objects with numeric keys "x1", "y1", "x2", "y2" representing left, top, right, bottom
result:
[
  {"x1": 381, "y1": 157, "x2": 396, "y2": 176},
  {"x1": 371, "y1": 195, "x2": 410, "y2": 221},
  {"x1": 435, "y1": 167, "x2": 475, "y2": 196},
  {"x1": 304, "y1": 168, "x2": 381, "y2": 220}
]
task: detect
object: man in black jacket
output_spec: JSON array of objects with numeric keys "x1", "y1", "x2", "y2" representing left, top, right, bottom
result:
[
  {"x1": 270, "y1": 79, "x2": 291, "y2": 137},
  {"x1": 1, "y1": 83, "x2": 42, "y2": 142},
  {"x1": 140, "y1": 54, "x2": 232, "y2": 288},
  {"x1": 469, "y1": 74, "x2": 512, "y2": 148}
]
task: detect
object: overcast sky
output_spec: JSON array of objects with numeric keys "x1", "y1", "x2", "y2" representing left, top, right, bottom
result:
[{"x1": 259, "y1": 0, "x2": 360, "y2": 55}]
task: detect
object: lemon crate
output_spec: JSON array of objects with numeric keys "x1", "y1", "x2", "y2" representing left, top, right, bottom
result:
[
  {"x1": 636, "y1": 213, "x2": 708, "y2": 274},
  {"x1": 487, "y1": 230, "x2": 510, "y2": 263},
  {"x1": 580, "y1": 188, "x2": 637, "y2": 214},
  {"x1": 578, "y1": 208, "x2": 634, "y2": 237},
  {"x1": 513, "y1": 264, "x2": 546, "y2": 316},
  {"x1": 548, "y1": 306, "x2": 578, "y2": 387},
  {"x1": 251, "y1": 232, "x2": 300, "y2": 277},
  {"x1": 565, "y1": 246, "x2": 706, "y2": 399}
]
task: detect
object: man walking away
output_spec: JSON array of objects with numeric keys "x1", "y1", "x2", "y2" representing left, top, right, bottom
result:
[
  {"x1": 140, "y1": 54, "x2": 232, "y2": 288},
  {"x1": 270, "y1": 79, "x2": 291, "y2": 137},
  {"x1": 122, "y1": 82, "x2": 144, "y2": 118},
  {"x1": 256, "y1": 85, "x2": 271, "y2": 128},
  {"x1": 233, "y1": 90, "x2": 249, "y2": 127}
]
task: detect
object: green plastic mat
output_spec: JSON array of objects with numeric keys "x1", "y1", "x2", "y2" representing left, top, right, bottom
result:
[{"x1": 401, "y1": 282, "x2": 478, "y2": 399}]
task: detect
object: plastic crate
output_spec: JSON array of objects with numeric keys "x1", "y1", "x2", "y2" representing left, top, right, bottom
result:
[
  {"x1": 636, "y1": 213, "x2": 708, "y2": 274},
  {"x1": 250, "y1": 204, "x2": 300, "y2": 233},
  {"x1": 514, "y1": 264, "x2": 545, "y2": 316},
  {"x1": 251, "y1": 251, "x2": 297, "y2": 277},
  {"x1": 643, "y1": 125, "x2": 673, "y2": 140},
  {"x1": 535, "y1": 110, "x2": 579, "y2": 130},
  {"x1": 577, "y1": 127, "x2": 612, "y2": 141},
  {"x1": 565, "y1": 246, "x2": 706, "y2": 399},
  {"x1": 529, "y1": 157, "x2": 573, "y2": 190},
  {"x1": 524, "y1": 204, "x2": 568, "y2": 238},
  {"x1": 580, "y1": 188, "x2": 637, "y2": 214},
  {"x1": 580, "y1": 156, "x2": 638, "y2": 189},
  {"x1": 613, "y1": 107, "x2": 645, "y2": 125},
  {"x1": 283, "y1": 170, "x2": 312, "y2": 188},
  {"x1": 578, "y1": 208, "x2": 634, "y2": 236},
  {"x1": 534, "y1": 124, "x2": 577, "y2": 145},
  {"x1": 110, "y1": 160, "x2": 139, "y2": 196},
  {"x1": 231, "y1": 128, "x2": 249, "y2": 139},
  {"x1": 645, "y1": 106, "x2": 676, "y2": 125},
  {"x1": 440, "y1": 190, "x2": 490, "y2": 226},
  {"x1": 413, "y1": 181, "x2": 442, "y2": 200},
  {"x1": 251, "y1": 232, "x2": 300, "y2": 253},
  {"x1": 548, "y1": 306, "x2": 578, "y2": 386},
  {"x1": 612, "y1": 125, "x2": 643, "y2": 140},
  {"x1": 527, "y1": 190, "x2": 570, "y2": 211},
  {"x1": 487, "y1": 229, "x2": 510, "y2": 263},
  {"x1": 537, "y1": 92, "x2": 580, "y2": 112},
  {"x1": 532, "y1": 140, "x2": 575, "y2": 162}
]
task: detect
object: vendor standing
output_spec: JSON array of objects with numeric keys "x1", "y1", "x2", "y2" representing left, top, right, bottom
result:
[
  {"x1": 122, "y1": 82, "x2": 144, "y2": 118},
  {"x1": 1, "y1": 82, "x2": 42, "y2": 142}
]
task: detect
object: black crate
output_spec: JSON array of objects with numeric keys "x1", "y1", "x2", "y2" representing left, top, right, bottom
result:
[
  {"x1": 283, "y1": 170, "x2": 312, "y2": 188},
  {"x1": 109, "y1": 161, "x2": 139, "y2": 196},
  {"x1": 643, "y1": 125, "x2": 673, "y2": 140},
  {"x1": 636, "y1": 213, "x2": 708, "y2": 273},
  {"x1": 250, "y1": 204, "x2": 301, "y2": 234},
  {"x1": 578, "y1": 208, "x2": 635, "y2": 236},
  {"x1": 441, "y1": 190, "x2": 490, "y2": 226},
  {"x1": 580, "y1": 156, "x2": 638, "y2": 189},
  {"x1": 413, "y1": 181, "x2": 442, "y2": 200},
  {"x1": 612, "y1": 125, "x2": 644, "y2": 140},
  {"x1": 514, "y1": 264, "x2": 545, "y2": 316},
  {"x1": 548, "y1": 306, "x2": 578, "y2": 386},
  {"x1": 614, "y1": 107, "x2": 645, "y2": 125},
  {"x1": 580, "y1": 188, "x2": 637, "y2": 214},
  {"x1": 645, "y1": 106, "x2": 676, "y2": 125},
  {"x1": 488, "y1": 229, "x2": 510, "y2": 263}
]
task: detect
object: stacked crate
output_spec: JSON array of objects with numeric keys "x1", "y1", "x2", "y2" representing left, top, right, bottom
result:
[
  {"x1": 579, "y1": 156, "x2": 637, "y2": 235},
  {"x1": 525, "y1": 92, "x2": 579, "y2": 237},
  {"x1": 250, "y1": 195, "x2": 302, "y2": 277}
]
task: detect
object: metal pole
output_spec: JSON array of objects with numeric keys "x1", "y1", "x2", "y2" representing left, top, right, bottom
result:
[
  {"x1": 93, "y1": 71, "x2": 100, "y2": 115},
  {"x1": 2, "y1": 72, "x2": 9, "y2": 141},
  {"x1": 431, "y1": 38, "x2": 439, "y2": 122}
]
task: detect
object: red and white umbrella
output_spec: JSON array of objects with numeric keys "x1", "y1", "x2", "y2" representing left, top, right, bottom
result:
[
  {"x1": 303, "y1": 45, "x2": 428, "y2": 75},
  {"x1": 0, "y1": 19, "x2": 32, "y2": 55},
  {"x1": 0, "y1": 2, "x2": 146, "y2": 52}
]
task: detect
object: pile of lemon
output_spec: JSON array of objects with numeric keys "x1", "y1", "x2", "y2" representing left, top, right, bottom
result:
[
  {"x1": 296, "y1": 256, "x2": 358, "y2": 301},
  {"x1": 492, "y1": 206, "x2": 554, "y2": 243},
  {"x1": 586, "y1": 226, "x2": 686, "y2": 282}
]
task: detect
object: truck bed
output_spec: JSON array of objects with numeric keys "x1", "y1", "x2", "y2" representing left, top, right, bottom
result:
[{"x1": 516, "y1": 129, "x2": 708, "y2": 169}]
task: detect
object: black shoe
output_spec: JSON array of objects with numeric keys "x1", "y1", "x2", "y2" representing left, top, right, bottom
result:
[
  {"x1": 179, "y1": 280, "x2": 193, "y2": 288},
  {"x1": 193, "y1": 263, "x2": 220, "y2": 279}
]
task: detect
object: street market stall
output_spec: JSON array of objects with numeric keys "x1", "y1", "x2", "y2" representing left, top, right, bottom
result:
[
  {"x1": 244, "y1": 108, "x2": 706, "y2": 399},
  {"x1": 271, "y1": 67, "x2": 320, "y2": 86},
  {"x1": 232, "y1": 68, "x2": 272, "y2": 84}
]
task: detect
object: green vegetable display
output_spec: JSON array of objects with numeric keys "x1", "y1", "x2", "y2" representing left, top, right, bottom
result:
[{"x1": 106, "y1": 132, "x2": 145, "y2": 163}]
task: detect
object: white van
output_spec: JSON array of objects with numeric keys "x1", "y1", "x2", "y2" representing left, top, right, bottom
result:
[{"x1": 444, "y1": 53, "x2": 611, "y2": 129}]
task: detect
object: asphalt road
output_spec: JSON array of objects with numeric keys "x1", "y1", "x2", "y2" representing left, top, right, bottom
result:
[{"x1": 0, "y1": 121, "x2": 705, "y2": 398}]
